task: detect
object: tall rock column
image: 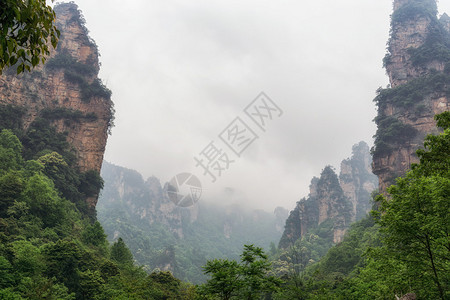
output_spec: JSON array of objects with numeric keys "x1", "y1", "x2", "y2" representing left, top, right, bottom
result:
[
  {"x1": 339, "y1": 142, "x2": 378, "y2": 221},
  {"x1": 387, "y1": 0, "x2": 436, "y2": 87},
  {"x1": 278, "y1": 142, "x2": 377, "y2": 249},
  {"x1": 372, "y1": 0, "x2": 450, "y2": 193},
  {"x1": 278, "y1": 167, "x2": 352, "y2": 249}
]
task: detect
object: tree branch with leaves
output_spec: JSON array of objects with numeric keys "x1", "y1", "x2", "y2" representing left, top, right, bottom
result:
[{"x1": 0, "y1": 0, "x2": 59, "y2": 74}]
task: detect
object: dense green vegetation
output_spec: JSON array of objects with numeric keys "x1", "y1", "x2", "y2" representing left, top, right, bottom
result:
[
  {"x1": 267, "y1": 215, "x2": 380, "y2": 299},
  {"x1": 197, "y1": 245, "x2": 281, "y2": 299},
  {"x1": 0, "y1": 104, "x2": 101, "y2": 216},
  {"x1": 8, "y1": 105, "x2": 446, "y2": 299},
  {"x1": 0, "y1": 129, "x2": 198, "y2": 299},
  {"x1": 46, "y1": 52, "x2": 96, "y2": 77},
  {"x1": 2, "y1": 1, "x2": 448, "y2": 298},
  {"x1": 372, "y1": 112, "x2": 450, "y2": 299},
  {"x1": 0, "y1": 105, "x2": 25, "y2": 132}
]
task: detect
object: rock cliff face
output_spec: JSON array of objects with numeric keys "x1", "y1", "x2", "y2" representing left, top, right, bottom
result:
[
  {"x1": 0, "y1": 3, "x2": 113, "y2": 208},
  {"x1": 387, "y1": 1, "x2": 437, "y2": 87},
  {"x1": 274, "y1": 206, "x2": 289, "y2": 233},
  {"x1": 340, "y1": 142, "x2": 378, "y2": 221},
  {"x1": 98, "y1": 162, "x2": 287, "y2": 241},
  {"x1": 279, "y1": 142, "x2": 377, "y2": 249},
  {"x1": 279, "y1": 167, "x2": 349, "y2": 248},
  {"x1": 372, "y1": 0, "x2": 450, "y2": 192},
  {"x1": 99, "y1": 161, "x2": 197, "y2": 239}
]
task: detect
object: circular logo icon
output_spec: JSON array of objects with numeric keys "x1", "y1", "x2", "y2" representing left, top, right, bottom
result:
[{"x1": 166, "y1": 173, "x2": 202, "y2": 207}]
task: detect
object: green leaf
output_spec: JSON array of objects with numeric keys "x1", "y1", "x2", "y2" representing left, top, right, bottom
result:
[
  {"x1": 17, "y1": 48, "x2": 25, "y2": 58},
  {"x1": 7, "y1": 40, "x2": 14, "y2": 54},
  {"x1": 31, "y1": 55, "x2": 39, "y2": 66},
  {"x1": 17, "y1": 64, "x2": 24, "y2": 74},
  {"x1": 9, "y1": 56, "x2": 17, "y2": 66}
]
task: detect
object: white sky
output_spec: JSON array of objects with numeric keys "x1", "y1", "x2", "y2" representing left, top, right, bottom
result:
[{"x1": 55, "y1": 0, "x2": 450, "y2": 211}]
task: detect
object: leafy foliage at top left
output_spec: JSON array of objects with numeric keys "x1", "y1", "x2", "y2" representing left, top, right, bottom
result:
[{"x1": 0, "y1": 0, "x2": 60, "y2": 74}]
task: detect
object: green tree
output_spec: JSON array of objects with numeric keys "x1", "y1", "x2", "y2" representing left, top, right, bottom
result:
[
  {"x1": 200, "y1": 259, "x2": 241, "y2": 300},
  {"x1": 98, "y1": 260, "x2": 120, "y2": 279},
  {"x1": 23, "y1": 173, "x2": 64, "y2": 228},
  {"x1": 82, "y1": 221, "x2": 107, "y2": 247},
  {"x1": 17, "y1": 276, "x2": 75, "y2": 300},
  {"x1": 374, "y1": 112, "x2": 450, "y2": 299},
  {"x1": 78, "y1": 269, "x2": 104, "y2": 300},
  {"x1": 79, "y1": 170, "x2": 104, "y2": 197},
  {"x1": 110, "y1": 238, "x2": 134, "y2": 267},
  {"x1": 37, "y1": 152, "x2": 81, "y2": 202},
  {"x1": 239, "y1": 245, "x2": 282, "y2": 299},
  {"x1": 0, "y1": 256, "x2": 14, "y2": 288},
  {"x1": 10, "y1": 240, "x2": 44, "y2": 277},
  {"x1": 0, "y1": 288, "x2": 23, "y2": 300},
  {"x1": 0, "y1": 0, "x2": 59, "y2": 74},
  {"x1": 415, "y1": 111, "x2": 450, "y2": 176},
  {"x1": 0, "y1": 171, "x2": 24, "y2": 216},
  {"x1": 42, "y1": 240, "x2": 82, "y2": 291},
  {"x1": 0, "y1": 129, "x2": 23, "y2": 172},
  {"x1": 200, "y1": 244, "x2": 281, "y2": 300}
]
